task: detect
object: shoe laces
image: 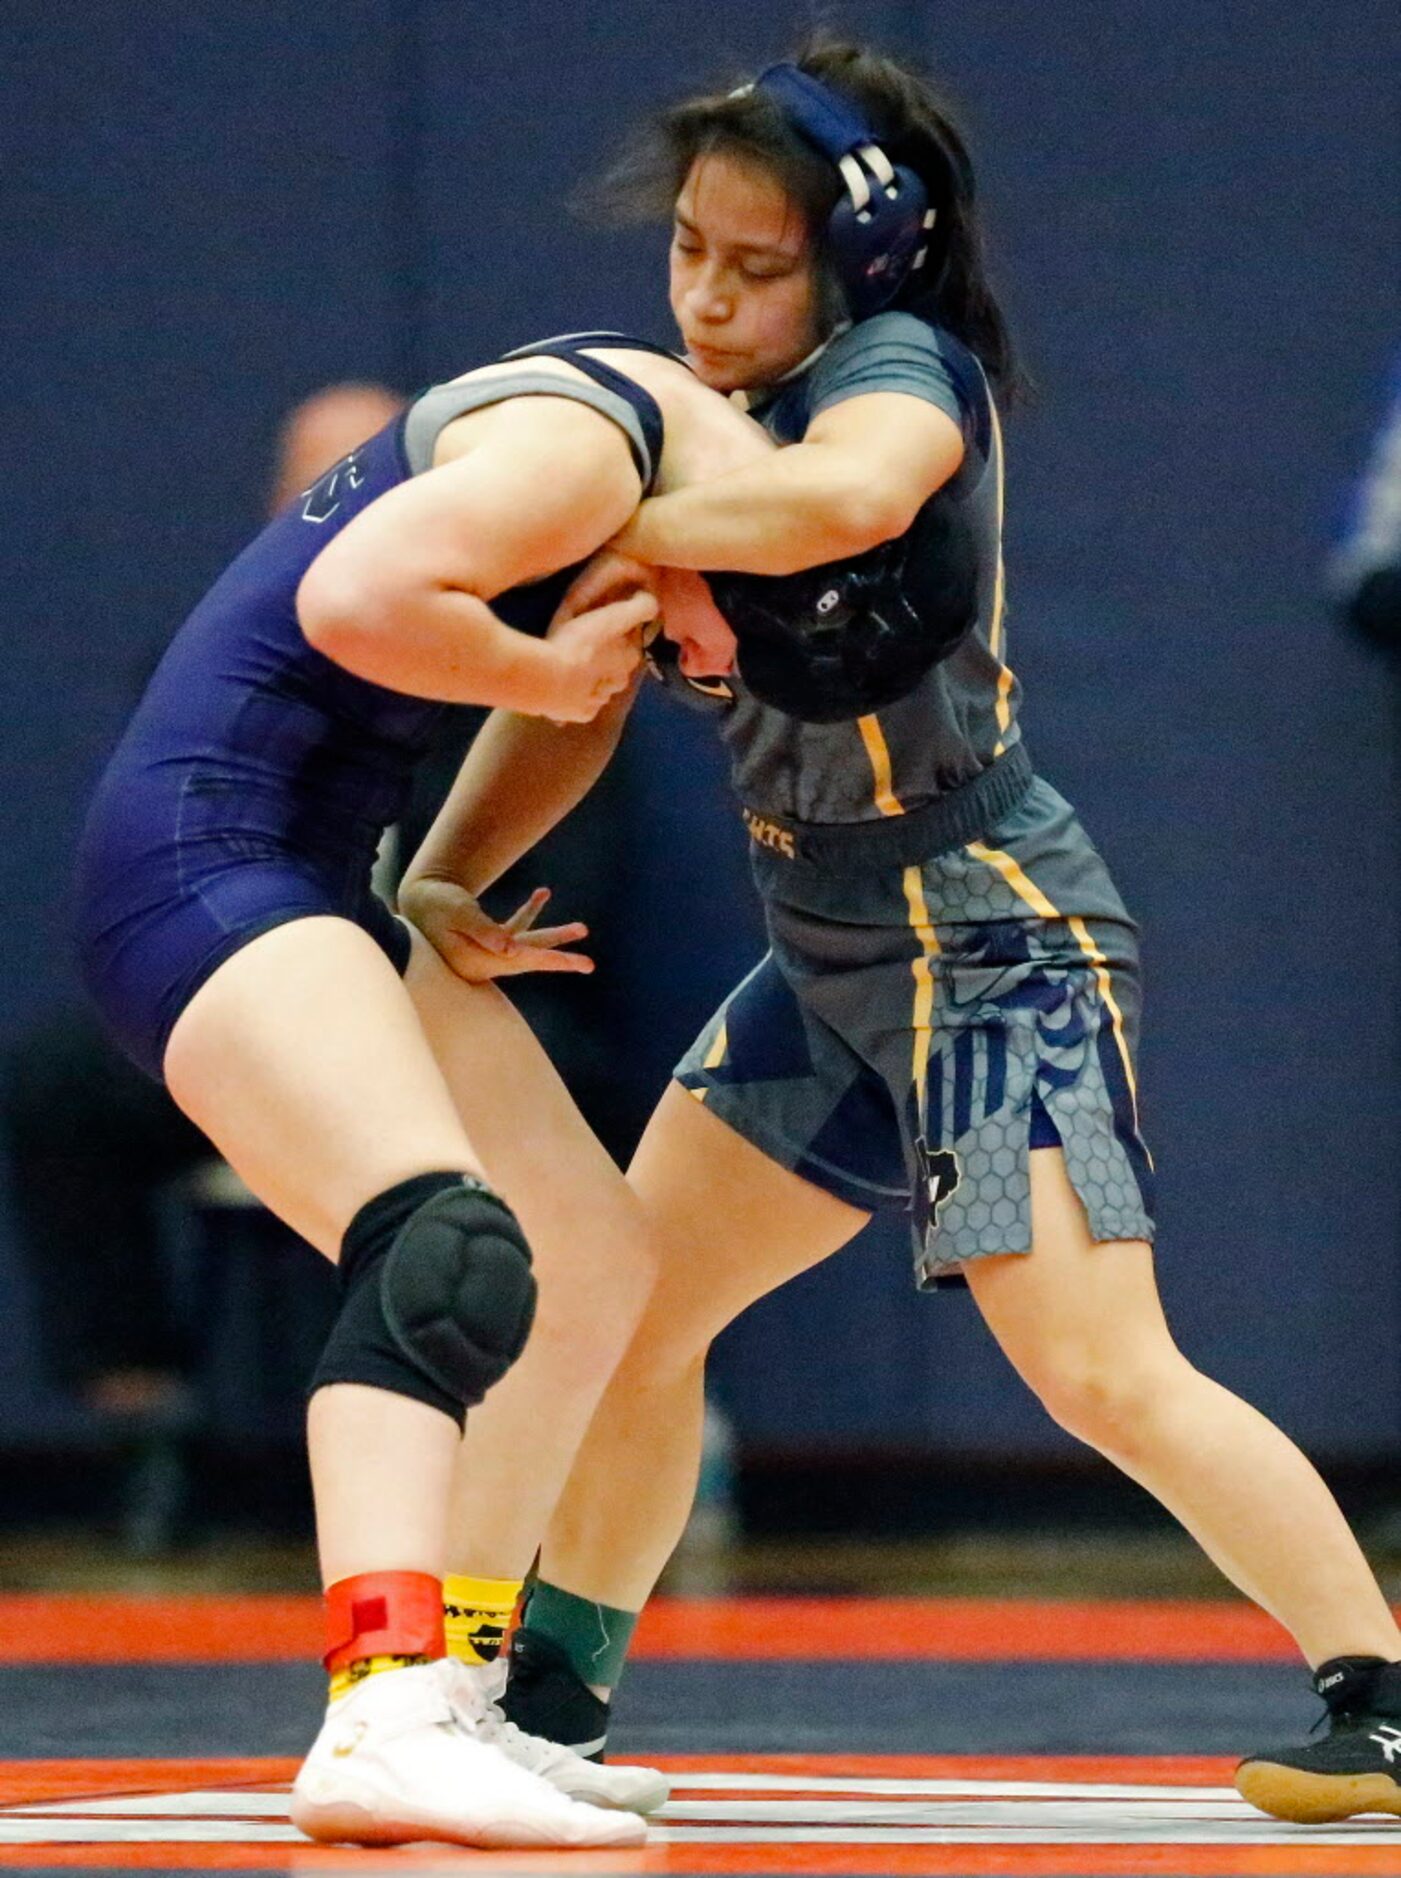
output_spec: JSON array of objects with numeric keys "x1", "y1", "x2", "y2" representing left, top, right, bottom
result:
[
  {"x1": 1311, "y1": 1695, "x2": 1379, "y2": 1736},
  {"x1": 475, "y1": 1658, "x2": 511, "y2": 1705},
  {"x1": 476, "y1": 1702, "x2": 565, "y2": 1774},
  {"x1": 439, "y1": 1659, "x2": 564, "y2": 1771}
]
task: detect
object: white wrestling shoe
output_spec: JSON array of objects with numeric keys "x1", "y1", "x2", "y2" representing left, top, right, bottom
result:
[
  {"x1": 289, "y1": 1661, "x2": 646, "y2": 1848},
  {"x1": 438, "y1": 1655, "x2": 671, "y2": 1815}
]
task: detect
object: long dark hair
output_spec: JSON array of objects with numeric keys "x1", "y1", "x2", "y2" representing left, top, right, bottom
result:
[{"x1": 595, "y1": 36, "x2": 1024, "y2": 403}]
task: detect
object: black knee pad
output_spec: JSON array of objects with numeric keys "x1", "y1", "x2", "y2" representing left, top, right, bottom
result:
[
  {"x1": 310, "y1": 1170, "x2": 537, "y2": 1426},
  {"x1": 382, "y1": 1180, "x2": 537, "y2": 1408}
]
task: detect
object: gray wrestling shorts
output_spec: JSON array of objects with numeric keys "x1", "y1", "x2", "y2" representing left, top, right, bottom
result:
[{"x1": 675, "y1": 761, "x2": 1155, "y2": 1286}]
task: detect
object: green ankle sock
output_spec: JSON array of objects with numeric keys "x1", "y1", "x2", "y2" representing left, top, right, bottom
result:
[{"x1": 524, "y1": 1579, "x2": 640, "y2": 1690}]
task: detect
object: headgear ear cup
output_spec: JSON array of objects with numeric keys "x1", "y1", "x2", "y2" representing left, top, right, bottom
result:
[
  {"x1": 752, "y1": 63, "x2": 934, "y2": 320},
  {"x1": 707, "y1": 492, "x2": 979, "y2": 723}
]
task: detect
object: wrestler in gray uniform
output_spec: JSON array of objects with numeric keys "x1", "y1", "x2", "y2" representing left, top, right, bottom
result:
[{"x1": 668, "y1": 310, "x2": 1154, "y2": 1283}]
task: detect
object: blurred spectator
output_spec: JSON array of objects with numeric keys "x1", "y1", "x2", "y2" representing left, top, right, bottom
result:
[
  {"x1": 268, "y1": 383, "x2": 411, "y2": 512},
  {"x1": 1331, "y1": 351, "x2": 1401, "y2": 649}
]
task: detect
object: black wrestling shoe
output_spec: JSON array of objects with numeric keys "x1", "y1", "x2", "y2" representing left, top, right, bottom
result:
[
  {"x1": 1236, "y1": 1655, "x2": 1401, "y2": 1822},
  {"x1": 499, "y1": 1628, "x2": 613, "y2": 1763}
]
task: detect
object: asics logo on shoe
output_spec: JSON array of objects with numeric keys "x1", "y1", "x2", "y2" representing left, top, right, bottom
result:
[
  {"x1": 1318, "y1": 1671, "x2": 1347, "y2": 1691},
  {"x1": 331, "y1": 1720, "x2": 368, "y2": 1759},
  {"x1": 1369, "y1": 1724, "x2": 1401, "y2": 1762}
]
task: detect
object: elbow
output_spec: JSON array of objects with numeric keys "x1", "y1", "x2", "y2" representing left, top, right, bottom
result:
[
  {"x1": 297, "y1": 558, "x2": 357, "y2": 659},
  {"x1": 784, "y1": 482, "x2": 917, "y2": 571},
  {"x1": 838, "y1": 479, "x2": 922, "y2": 553},
  {"x1": 297, "y1": 562, "x2": 393, "y2": 676}
]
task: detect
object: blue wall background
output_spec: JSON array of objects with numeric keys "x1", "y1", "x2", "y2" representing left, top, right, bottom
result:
[{"x1": 2, "y1": 0, "x2": 1398, "y2": 1460}]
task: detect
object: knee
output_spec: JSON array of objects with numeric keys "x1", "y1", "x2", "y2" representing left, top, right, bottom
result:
[
  {"x1": 1027, "y1": 1344, "x2": 1186, "y2": 1455},
  {"x1": 513, "y1": 1210, "x2": 663, "y2": 1396},
  {"x1": 521, "y1": 1273, "x2": 656, "y2": 1399},
  {"x1": 310, "y1": 1170, "x2": 537, "y2": 1426}
]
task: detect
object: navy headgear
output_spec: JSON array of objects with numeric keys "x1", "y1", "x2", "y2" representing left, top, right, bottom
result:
[
  {"x1": 708, "y1": 491, "x2": 978, "y2": 723},
  {"x1": 752, "y1": 63, "x2": 934, "y2": 321}
]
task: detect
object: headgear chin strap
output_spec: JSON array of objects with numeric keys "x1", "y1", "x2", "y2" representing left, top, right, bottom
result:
[{"x1": 753, "y1": 63, "x2": 934, "y2": 320}]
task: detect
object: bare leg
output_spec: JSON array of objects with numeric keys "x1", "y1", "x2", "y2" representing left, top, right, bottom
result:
[
  {"x1": 170, "y1": 918, "x2": 652, "y2": 1845},
  {"x1": 964, "y1": 1148, "x2": 1401, "y2": 1667},
  {"x1": 539, "y1": 1085, "x2": 868, "y2": 1613},
  {"x1": 402, "y1": 936, "x2": 661, "y2": 1579},
  {"x1": 163, "y1": 916, "x2": 486, "y2": 1584}
]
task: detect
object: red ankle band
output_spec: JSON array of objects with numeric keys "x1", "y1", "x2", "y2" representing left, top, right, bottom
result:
[{"x1": 323, "y1": 1570, "x2": 445, "y2": 1673}]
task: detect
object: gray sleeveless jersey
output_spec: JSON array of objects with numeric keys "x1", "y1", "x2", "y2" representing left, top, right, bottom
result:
[{"x1": 720, "y1": 313, "x2": 1022, "y2": 823}]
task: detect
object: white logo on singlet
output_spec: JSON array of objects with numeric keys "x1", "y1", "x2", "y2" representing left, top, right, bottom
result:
[{"x1": 301, "y1": 452, "x2": 367, "y2": 525}]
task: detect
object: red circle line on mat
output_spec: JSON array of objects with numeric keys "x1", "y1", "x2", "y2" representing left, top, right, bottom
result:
[{"x1": 0, "y1": 1594, "x2": 1314, "y2": 1662}]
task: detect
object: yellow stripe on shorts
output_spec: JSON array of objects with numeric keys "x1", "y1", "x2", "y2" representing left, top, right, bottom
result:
[
  {"x1": 966, "y1": 840, "x2": 1146, "y2": 1160},
  {"x1": 689, "y1": 1016, "x2": 730, "y2": 1104},
  {"x1": 901, "y1": 865, "x2": 941, "y2": 1121},
  {"x1": 966, "y1": 840, "x2": 1059, "y2": 919},
  {"x1": 1066, "y1": 914, "x2": 1149, "y2": 1160}
]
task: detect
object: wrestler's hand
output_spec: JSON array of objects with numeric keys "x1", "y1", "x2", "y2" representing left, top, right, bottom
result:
[
  {"x1": 398, "y1": 880, "x2": 594, "y2": 980},
  {"x1": 540, "y1": 587, "x2": 654, "y2": 723}
]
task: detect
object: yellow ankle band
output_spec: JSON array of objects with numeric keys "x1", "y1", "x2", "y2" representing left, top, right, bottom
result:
[
  {"x1": 327, "y1": 1652, "x2": 427, "y2": 1702},
  {"x1": 443, "y1": 1573, "x2": 523, "y2": 1665}
]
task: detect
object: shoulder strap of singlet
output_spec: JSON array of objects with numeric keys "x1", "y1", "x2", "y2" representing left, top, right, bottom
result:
[
  {"x1": 402, "y1": 372, "x2": 658, "y2": 490},
  {"x1": 500, "y1": 331, "x2": 679, "y2": 483},
  {"x1": 403, "y1": 330, "x2": 675, "y2": 491},
  {"x1": 501, "y1": 329, "x2": 683, "y2": 367}
]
